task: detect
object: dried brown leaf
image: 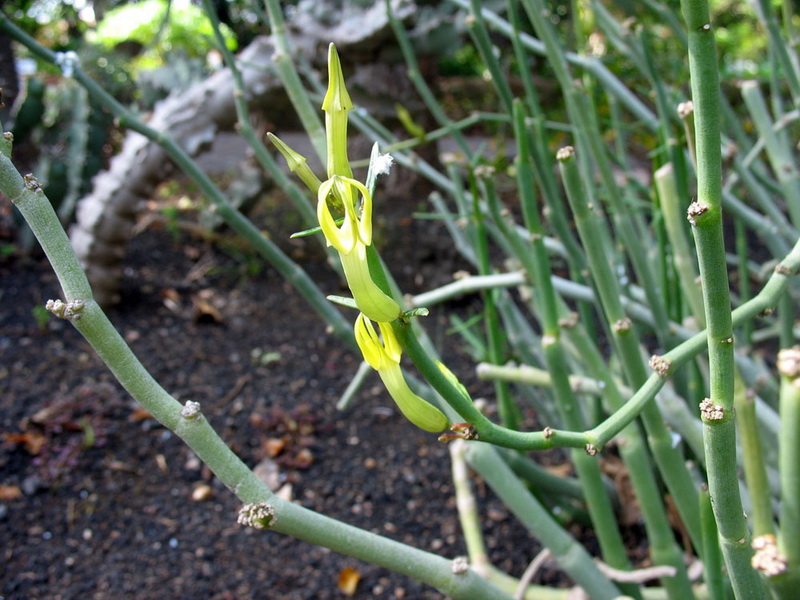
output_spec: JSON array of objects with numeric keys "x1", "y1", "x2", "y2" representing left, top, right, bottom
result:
[
  {"x1": 337, "y1": 567, "x2": 360, "y2": 596},
  {"x1": 4, "y1": 430, "x2": 46, "y2": 455},
  {"x1": 0, "y1": 484, "x2": 23, "y2": 500}
]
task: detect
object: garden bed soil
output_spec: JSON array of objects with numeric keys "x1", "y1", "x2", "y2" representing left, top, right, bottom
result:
[{"x1": 0, "y1": 198, "x2": 570, "y2": 599}]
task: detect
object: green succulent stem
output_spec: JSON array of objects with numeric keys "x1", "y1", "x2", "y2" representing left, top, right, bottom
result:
[
  {"x1": 778, "y1": 348, "x2": 800, "y2": 568},
  {"x1": 735, "y1": 370, "x2": 776, "y2": 538},
  {"x1": 557, "y1": 147, "x2": 701, "y2": 566},
  {"x1": 680, "y1": 0, "x2": 769, "y2": 596},
  {"x1": 699, "y1": 485, "x2": 728, "y2": 600},
  {"x1": 464, "y1": 443, "x2": 621, "y2": 599},
  {"x1": 655, "y1": 163, "x2": 705, "y2": 328},
  {"x1": 509, "y1": 102, "x2": 634, "y2": 590},
  {"x1": 393, "y1": 230, "x2": 800, "y2": 454},
  {"x1": 261, "y1": 0, "x2": 327, "y2": 163}
]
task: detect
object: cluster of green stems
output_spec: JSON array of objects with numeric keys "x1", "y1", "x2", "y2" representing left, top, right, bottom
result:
[{"x1": 4, "y1": 0, "x2": 800, "y2": 597}]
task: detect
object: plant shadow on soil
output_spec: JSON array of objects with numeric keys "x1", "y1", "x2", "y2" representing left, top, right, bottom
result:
[{"x1": 0, "y1": 194, "x2": 593, "y2": 600}]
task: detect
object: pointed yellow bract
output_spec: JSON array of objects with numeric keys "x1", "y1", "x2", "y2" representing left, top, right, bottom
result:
[
  {"x1": 355, "y1": 315, "x2": 450, "y2": 433},
  {"x1": 321, "y1": 43, "x2": 354, "y2": 113},
  {"x1": 267, "y1": 132, "x2": 322, "y2": 193}
]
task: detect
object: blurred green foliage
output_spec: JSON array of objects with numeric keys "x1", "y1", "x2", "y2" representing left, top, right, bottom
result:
[{"x1": 90, "y1": 0, "x2": 237, "y2": 70}]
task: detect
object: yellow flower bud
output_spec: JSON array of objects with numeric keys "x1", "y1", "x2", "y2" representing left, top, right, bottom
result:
[
  {"x1": 322, "y1": 43, "x2": 354, "y2": 179},
  {"x1": 267, "y1": 132, "x2": 322, "y2": 194},
  {"x1": 354, "y1": 314, "x2": 450, "y2": 433}
]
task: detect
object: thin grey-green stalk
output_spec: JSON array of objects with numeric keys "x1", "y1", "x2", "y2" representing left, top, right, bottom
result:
[
  {"x1": 261, "y1": 0, "x2": 326, "y2": 163},
  {"x1": 734, "y1": 219, "x2": 755, "y2": 345},
  {"x1": 477, "y1": 362, "x2": 616, "y2": 397},
  {"x1": 558, "y1": 308, "x2": 700, "y2": 595},
  {"x1": 385, "y1": 0, "x2": 473, "y2": 159},
  {"x1": 199, "y1": 0, "x2": 321, "y2": 235},
  {"x1": 466, "y1": 0, "x2": 514, "y2": 112},
  {"x1": 504, "y1": 1, "x2": 587, "y2": 271},
  {"x1": 519, "y1": 0, "x2": 674, "y2": 349},
  {"x1": 446, "y1": 0, "x2": 659, "y2": 129},
  {"x1": 463, "y1": 443, "x2": 622, "y2": 600},
  {"x1": 778, "y1": 347, "x2": 800, "y2": 568},
  {"x1": 699, "y1": 485, "x2": 727, "y2": 600},
  {"x1": 655, "y1": 163, "x2": 706, "y2": 327},
  {"x1": 741, "y1": 80, "x2": 800, "y2": 229},
  {"x1": 680, "y1": 0, "x2": 768, "y2": 596},
  {"x1": 471, "y1": 176, "x2": 519, "y2": 429},
  {"x1": 508, "y1": 102, "x2": 635, "y2": 587},
  {"x1": 734, "y1": 371, "x2": 775, "y2": 537},
  {"x1": 557, "y1": 147, "x2": 702, "y2": 559},
  {"x1": 754, "y1": 0, "x2": 800, "y2": 102}
]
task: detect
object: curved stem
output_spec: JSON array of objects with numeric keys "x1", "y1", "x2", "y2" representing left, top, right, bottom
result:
[{"x1": 2, "y1": 145, "x2": 513, "y2": 600}]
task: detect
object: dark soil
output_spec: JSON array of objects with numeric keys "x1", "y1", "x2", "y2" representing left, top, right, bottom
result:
[{"x1": 0, "y1": 197, "x2": 559, "y2": 599}]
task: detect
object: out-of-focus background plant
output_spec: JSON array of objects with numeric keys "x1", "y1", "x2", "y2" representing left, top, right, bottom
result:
[{"x1": 2, "y1": 0, "x2": 800, "y2": 598}]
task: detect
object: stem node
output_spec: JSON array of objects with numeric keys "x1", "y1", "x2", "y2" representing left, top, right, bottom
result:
[
  {"x1": 46, "y1": 298, "x2": 86, "y2": 321},
  {"x1": 751, "y1": 534, "x2": 787, "y2": 577},
  {"x1": 181, "y1": 401, "x2": 202, "y2": 420},
  {"x1": 648, "y1": 355, "x2": 672, "y2": 377},
  {"x1": 699, "y1": 398, "x2": 725, "y2": 421},
  {"x1": 237, "y1": 502, "x2": 277, "y2": 530}
]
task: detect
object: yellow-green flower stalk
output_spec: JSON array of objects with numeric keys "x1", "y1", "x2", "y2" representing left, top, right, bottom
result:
[
  {"x1": 322, "y1": 43, "x2": 353, "y2": 180},
  {"x1": 355, "y1": 313, "x2": 450, "y2": 433}
]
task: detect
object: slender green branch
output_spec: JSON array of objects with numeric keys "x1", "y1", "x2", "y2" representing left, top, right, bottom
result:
[
  {"x1": 386, "y1": 0, "x2": 473, "y2": 159},
  {"x1": 699, "y1": 485, "x2": 727, "y2": 600},
  {"x1": 735, "y1": 370, "x2": 775, "y2": 537},
  {"x1": 681, "y1": 0, "x2": 769, "y2": 595},
  {"x1": 200, "y1": 0, "x2": 319, "y2": 231},
  {"x1": 450, "y1": 440, "x2": 490, "y2": 574},
  {"x1": 508, "y1": 101, "x2": 634, "y2": 588},
  {"x1": 473, "y1": 175, "x2": 519, "y2": 429},
  {"x1": 741, "y1": 80, "x2": 800, "y2": 229},
  {"x1": 778, "y1": 347, "x2": 800, "y2": 566},
  {"x1": 464, "y1": 443, "x2": 621, "y2": 599},
  {"x1": 656, "y1": 163, "x2": 705, "y2": 327},
  {"x1": 753, "y1": 0, "x2": 800, "y2": 102},
  {"x1": 447, "y1": 0, "x2": 659, "y2": 128},
  {"x1": 395, "y1": 230, "x2": 800, "y2": 454},
  {"x1": 557, "y1": 146, "x2": 701, "y2": 562},
  {"x1": 477, "y1": 362, "x2": 619, "y2": 397},
  {"x1": 261, "y1": 0, "x2": 326, "y2": 162},
  {"x1": 466, "y1": 0, "x2": 514, "y2": 112}
]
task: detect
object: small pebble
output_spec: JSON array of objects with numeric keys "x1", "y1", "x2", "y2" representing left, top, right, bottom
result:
[{"x1": 192, "y1": 484, "x2": 214, "y2": 502}]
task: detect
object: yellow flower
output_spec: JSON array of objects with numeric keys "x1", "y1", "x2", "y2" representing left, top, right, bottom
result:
[
  {"x1": 268, "y1": 43, "x2": 399, "y2": 323},
  {"x1": 318, "y1": 176, "x2": 400, "y2": 322},
  {"x1": 355, "y1": 314, "x2": 450, "y2": 433}
]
